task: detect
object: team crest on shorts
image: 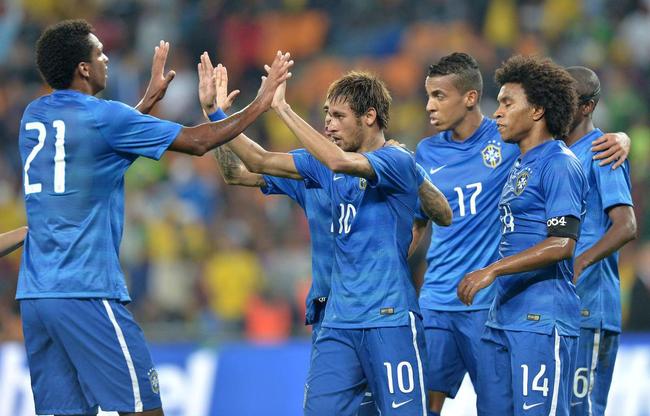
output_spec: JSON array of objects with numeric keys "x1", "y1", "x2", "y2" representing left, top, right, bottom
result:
[
  {"x1": 481, "y1": 140, "x2": 502, "y2": 168},
  {"x1": 514, "y1": 170, "x2": 530, "y2": 195},
  {"x1": 359, "y1": 178, "x2": 367, "y2": 190},
  {"x1": 148, "y1": 368, "x2": 160, "y2": 394}
]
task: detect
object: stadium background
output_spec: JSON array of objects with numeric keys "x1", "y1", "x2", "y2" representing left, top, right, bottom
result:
[{"x1": 0, "y1": 0, "x2": 649, "y2": 415}]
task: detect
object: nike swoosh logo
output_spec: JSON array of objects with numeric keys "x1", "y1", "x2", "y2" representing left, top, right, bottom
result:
[
  {"x1": 429, "y1": 165, "x2": 446, "y2": 175},
  {"x1": 570, "y1": 401, "x2": 583, "y2": 407},
  {"x1": 391, "y1": 399, "x2": 413, "y2": 409},
  {"x1": 333, "y1": 175, "x2": 343, "y2": 181},
  {"x1": 522, "y1": 402, "x2": 543, "y2": 410}
]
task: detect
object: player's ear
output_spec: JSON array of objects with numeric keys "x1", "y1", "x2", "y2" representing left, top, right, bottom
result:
[
  {"x1": 531, "y1": 105, "x2": 545, "y2": 122},
  {"x1": 465, "y1": 90, "x2": 479, "y2": 108},
  {"x1": 77, "y1": 62, "x2": 90, "y2": 79},
  {"x1": 364, "y1": 107, "x2": 377, "y2": 127}
]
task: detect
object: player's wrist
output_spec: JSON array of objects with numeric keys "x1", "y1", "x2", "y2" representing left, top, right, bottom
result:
[{"x1": 207, "y1": 107, "x2": 228, "y2": 122}]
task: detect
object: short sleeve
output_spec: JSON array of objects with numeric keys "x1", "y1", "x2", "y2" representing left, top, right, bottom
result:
[
  {"x1": 261, "y1": 175, "x2": 307, "y2": 208},
  {"x1": 593, "y1": 160, "x2": 633, "y2": 211},
  {"x1": 541, "y1": 154, "x2": 587, "y2": 220},
  {"x1": 91, "y1": 99, "x2": 182, "y2": 160},
  {"x1": 292, "y1": 152, "x2": 332, "y2": 193},
  {"x1": 363, "y1": 146, "x2": 417, "y2": 193}
]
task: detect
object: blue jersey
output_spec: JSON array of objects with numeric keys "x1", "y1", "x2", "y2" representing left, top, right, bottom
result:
[
  {"x1": 17, "y1": 90, "x2": 181, "y2": 301},
  {"x1": 570, "y1": 129, "x2": 633, "y2": 333},
  {"x1": 293, "y1": 145, "x2": 422, "y2": 328},
  {"x1": 416, "y1": 118, "x2": 519, "y2": 311},
  {"x1": 261, "y1": 150, "x2": 333, "y2": 325},
  {"x1": 488, "y1": 140, "x2": 587, "y2": 336}
]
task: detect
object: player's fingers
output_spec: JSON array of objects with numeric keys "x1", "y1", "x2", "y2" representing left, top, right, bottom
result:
[
  {"x1": 164, "y1": 70, "x2": 176, "y2": 83},
  {"x1": 593, "y1": 146, "x2": 616, "y2": 161},
  {"x1": 591, "y1": 141, "x2": 617, "y2": 154},
  {"x1": 611, "y1": 154, "x2": 625, "y2": 170},
  {"x1": 264, "y1": 64, "x2": 271, "y2": 74},
  {"x1": 227, "y1": 90, "x2": 240, "y2": 102},
  {"x1": 591, "y1": 135, "x2": 607, "y2": 146},
  {"x1": 598, "y1": 153, "x2": 619, "y2": 167}
]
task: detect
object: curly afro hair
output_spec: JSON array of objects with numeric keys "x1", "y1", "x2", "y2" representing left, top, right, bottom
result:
[
  {"x1": 495, "y1": 55, "x2": 577, "y2": 138},
  {"x1": 36, "y1": 19, "x2": 95, "y2": 90},
  {"x1": 428, "y1": 52, "x2": 483, "y2": 101}
]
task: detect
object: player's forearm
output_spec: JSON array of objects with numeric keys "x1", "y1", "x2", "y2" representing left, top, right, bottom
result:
[
  {"x1": 134, "y1": 93, "x2": 157, "y2": 115},
  {"x1": 489, "y1": 237, "x2": 575, "y2": 278},
  {"x1": 214, "y1": 145, "x2": 266, "y2": 187},
  {"x1": 408, "y1": 219, "x2": 429, "y2": 258},
  {"x1": 0, "y1": 226, "x2": 27, "y2": 257},
  {"x1": 576, "y1": 206, "x2": 637, "y2": 270},
  {"x1": 418, "y1": 180, "x2": 452, "y2": 226},
  {"x1": 274, "y1": 103, "x2": 373, "y2": 177},
  {"x1": 170, "y1": 98, "x2": 267, "y2": 156},
  {"x1": 225, "y1": 134, "x2": 302, "y2": 179}
]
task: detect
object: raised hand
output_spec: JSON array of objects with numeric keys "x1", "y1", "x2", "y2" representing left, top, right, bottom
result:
[
  {"x1": 197, "y1": 52, "x2": 217, "y2": 114},
  {"x1": 214, "y1": 64, "x2": 240, "y2": 112},
  {"x1": 256, "y1": 51, "x2": 293, "y2": 110},
  {"x1": 137, "y1": 41, "x2": 176, "y2": 114}
]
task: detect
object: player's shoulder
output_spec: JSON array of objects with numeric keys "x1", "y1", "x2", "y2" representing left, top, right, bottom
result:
[
  {"x1": 416, "y1": 132, "x2": 446, "y2": 153},
  {"x1": 541, "y1": 141, "x2": 585, "y2": 178}
]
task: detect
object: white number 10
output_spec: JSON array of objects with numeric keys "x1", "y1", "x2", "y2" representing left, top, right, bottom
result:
[{"x1": 24, "y1": 120, "x2": 66, "y2": 195}]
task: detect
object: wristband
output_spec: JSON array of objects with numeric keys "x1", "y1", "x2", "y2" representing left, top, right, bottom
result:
[{"x1": 207, "y1": 108, "x2": 227, "y2": 122}]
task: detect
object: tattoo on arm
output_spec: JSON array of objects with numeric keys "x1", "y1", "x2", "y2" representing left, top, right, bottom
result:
[
  {"x1": 214, "y1": 145, "x2": 266, "y2": 187},
  {"x1": 419, "y1": 180, "x2": 452, "y2": 226}
]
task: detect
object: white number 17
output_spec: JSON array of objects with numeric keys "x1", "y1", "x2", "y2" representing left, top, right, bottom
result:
[{"x1": 24, "y1": 120, "x2": 66, "y2": 195}]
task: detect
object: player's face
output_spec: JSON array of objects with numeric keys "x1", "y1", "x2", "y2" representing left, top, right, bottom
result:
[
  {"x1": 425, "y1": 75, "x2": 469, "y2": 131},
  {"x1": 324, "y1": 99, "x2": 365, "y2": 152},
  {"x1": 494, "y1": 82, "x2": 535, "y2": 143},
  {"x1": 86, "y1": 33, "x2": 109, "y2": 94}
]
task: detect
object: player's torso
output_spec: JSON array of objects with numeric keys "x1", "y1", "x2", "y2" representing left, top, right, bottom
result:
[
  {"x1": 17, "y1": 91, "x2": 131, "y2": 300},
  {"x1": 571, "y1": 130, "x2": 623, "y2": 332},
  {"x1": 492, "y1": 140, "x2": 581, "y2": 336},
  {"x1": 323, "y1": 164, "x2": 419, "y2": 328},
  {"x1": 416, "y1": 118, "x2": 519, "y2": 310}
]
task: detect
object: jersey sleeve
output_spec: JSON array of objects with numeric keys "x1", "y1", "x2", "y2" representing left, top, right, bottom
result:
[
  {"x1": 593, "y1": 159, "x2": 633, "y2": 211},
  {"x1": 261, "y1": 175, "x2": 307, "y2": 207},
  {"x1": 363, "y1": 146, "x2": 417, "y2": 193},
  {"x1": 90, "y1": 99, "x2": 182, "y2": 160},
  {"x1": 292, "y1": 151, "x2": 332, "y2": 193},
  {"x1": 541, "y1": 153, "x2": 587, "y2": 220}
]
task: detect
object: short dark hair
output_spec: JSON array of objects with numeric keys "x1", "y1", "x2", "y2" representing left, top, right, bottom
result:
[
  {"x1": 495, "y1": 55, "x2": 577, "y2": 138},
  {"x1": 566, "y1": 66, "x2": 601, "y2": 107},
  {"x1": 326, "y1": 71, "x2": 391, "y2": 130},
  {"x1": 427, "y1": 52, "x2": 483, "y2": 100},
  {"x1": 36, "y1": 19, "x2": 95, "y2": 90}
]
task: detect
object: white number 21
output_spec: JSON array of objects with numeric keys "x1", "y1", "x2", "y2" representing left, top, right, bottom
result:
[{"x1": 24, "y1": 120, "x2": 66, "y2": 195}]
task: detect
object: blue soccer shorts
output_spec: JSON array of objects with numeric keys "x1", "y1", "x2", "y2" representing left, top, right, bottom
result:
[
  {"x1": 304, "y1": 311, "x2": 428, "y2": 416},
  {"x1": 570, "y1": 328, "x2": 619, "y2": 416},
  {"x1": 421, "y1": 308, "x2": 488, "y2": 398},
  {"x1": 20, "y1": 298, "x2": 162, "y2": 415},
  {"x1": 309, "y1": 301, "x2": 379, "y2": 416},
  {"x1": 476, "y1": 326, "x2": 578, "y2": 416}
]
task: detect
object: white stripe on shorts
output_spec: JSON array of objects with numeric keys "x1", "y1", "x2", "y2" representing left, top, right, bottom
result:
[
  {"x1": 587, "y1": 329, "x2": 601, "y2": 416},
  {"x1": 549, "y1": 328, "x2": 561, "y2": 416},
  {"x1": 103, "y1": 300, "x2": 143, "y2": 412},
  {"x1": 409, "y1": 311, "x2": 427, "y2": 416}
]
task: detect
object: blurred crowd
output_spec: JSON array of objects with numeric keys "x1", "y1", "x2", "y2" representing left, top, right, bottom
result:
[{"x1": 0, "y1": 0, "x2": 649, "y2": 343}]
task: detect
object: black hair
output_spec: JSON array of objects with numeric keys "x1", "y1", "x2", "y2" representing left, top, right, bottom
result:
[
  {"x1": 427, "y1": 52, "x2": 483, "y2": 101},
  {"x1": 36, "y1": 19, "x2": 95, "y2": 89}
]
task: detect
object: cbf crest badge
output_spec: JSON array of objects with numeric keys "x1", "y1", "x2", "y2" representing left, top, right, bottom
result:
[
  {"x1": 148, "y1": 368, "x2": 160, "y2": 394},
  {"x1": 514, "y1": 170, "x2": 530, "y2": 195},
  {"x1": 359, "y1": 178, "x2": 367, "y2": 190},
  {"x1": 481, "y1": 140, "x2": 502, "y2": 168}
]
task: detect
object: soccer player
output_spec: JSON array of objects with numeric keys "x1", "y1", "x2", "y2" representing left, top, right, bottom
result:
[
  {"x1": 200, "y1": 58, "x2": 451, "y2": 416},
  {"x1": 18, "y1": 19, "x2": 291, "y2": 416},
  {"x1": 0, "y1": 226, "x2": 27, "y2": 257},
  {"x1": 201, "y1": 65, "x2": 429, "y2": 414},
  {"x1": 410, "y1": 53, "x2": 630, "y2": 416},
  {"x1": 563, "y1": 66, "x2": 637, "y2": 416},
  {"x1": 457, "y1": 55, "x2": 587, "y2": 416}
]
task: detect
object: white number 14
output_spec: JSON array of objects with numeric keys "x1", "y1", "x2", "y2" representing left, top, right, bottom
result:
[{"x1": 24, "y1": 120, "x2": 66, "y2": 195}]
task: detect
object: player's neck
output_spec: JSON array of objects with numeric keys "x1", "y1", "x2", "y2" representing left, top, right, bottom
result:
[
  {"x1": 517, "y1": 125, "x2": 552, "y2": 156},
  {"x1": 564, "y1": 118, "x2": 595, "y2": 147},
  {"x1": 358, "y1": 131, "x2": 386, "y2": 153},
  {"x1": 450, "y1": 110, "x2": 483, "y2": 142},
  {"x1": 68, "y1": 78, "x2": 96, "y2": 96}
]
